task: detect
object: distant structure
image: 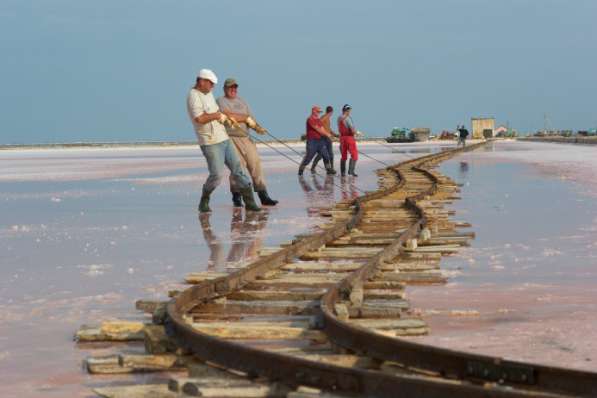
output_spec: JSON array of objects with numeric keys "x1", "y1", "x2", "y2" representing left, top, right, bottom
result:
[
  {"x1": 471, "y1": 117, "x2": 495, "y2": 139},
  {"x1": 411, "y1": 127, "x2": 430, "y2": 141},
  {"x1": 495, "y1": 125, "x2": 508, "y2": 135}
]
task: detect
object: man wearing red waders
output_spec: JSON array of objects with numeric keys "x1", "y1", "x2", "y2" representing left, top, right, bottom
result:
[{"x1": 337, "y1": 104, "x2": 358, "y2": 177}]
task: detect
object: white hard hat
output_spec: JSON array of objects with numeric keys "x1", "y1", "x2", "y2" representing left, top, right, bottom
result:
[{"x1": 197, "y1": 69, "x2": 218, "y2": 84}]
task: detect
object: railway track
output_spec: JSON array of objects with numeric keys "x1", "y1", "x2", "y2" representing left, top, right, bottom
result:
[
  {"x1": 86, "y1": 142, "x2": 597, "y2": 398},
  {"x1": 162, "y1": 142, "x2": 597, "y2": 398}
]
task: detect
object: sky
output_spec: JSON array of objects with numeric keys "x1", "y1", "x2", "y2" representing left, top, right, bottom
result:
[{"x1": 1, "y1": 0, "x2": 596, "y2": 144}]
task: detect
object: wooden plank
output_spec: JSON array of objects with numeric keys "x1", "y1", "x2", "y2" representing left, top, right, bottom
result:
[
  {"x1": 94, "y1": 384, "x2": 179, "y2": 398},
  {"x1": 363, "y1": 289, "x2": 405, "y2": 300},
  {"x1": 85, "y1": 355, "x2": 133, "y2": 374},
  {"x1": 362, "y1": 281, "x2": 405, "y2": 290},
  {"x1": 119, "y1": 354, "x2": 188, "y2": 372},
  {"x1": 280, "y1": 262, "x2": 362, "y2": 273},
  {"x1": 185, "y1": 272, "x2": 229, "y2": 284},
  {"x1": 375, "y1": 271, "x2": 447, "y2": 284},
  {"x1": 75, "y1": 321, "x2": 145, "y2": 342},
  {"x1": 190, "y1": 323, "x2": 326, "y2": 342},
  {"x1": 227, "y1": 289, "x2": 325, "y2": 301},
  {"x1": 184, "y1": 385, "x2": 287, "y2": 397},
  {"x1": 348, "y1": 318, "x2": 426, "y2": 330},
  {"x1": 290, "y1": 353, "x2": 378, "y2": 369},
  {"x1": 194, "y1": 300, "x2": 319, "y2": 316}
]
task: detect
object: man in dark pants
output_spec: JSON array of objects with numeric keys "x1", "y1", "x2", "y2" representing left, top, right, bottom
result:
[
  {"x1": 298, "y1": 106, "x2": 336, "y2": 176},
  {"x1": 310, "y1": 105, "x2": 337, "y2": 173},
  {"x1": 457, "y1": 124, "x2": 469, "y2": 147}
]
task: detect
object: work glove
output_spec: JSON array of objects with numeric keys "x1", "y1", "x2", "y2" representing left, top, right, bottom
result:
[
  {"x1": 245, "y1": 116, "x2": 257, "y2": 128},
  {"x1": 246, "y1": 116, "x2": 267, "y2": 134},
  {"x1": 356, "y1": 130, "x2": 364, "y2": 137},
  {"x1": 253, "y1": 123, "x2": 268, "y2": 135},
  {"x1": 226, "y1": 116, "x2": 243, "y2": 130},
  {"x1": 218, "y1": 113, "x2": 229, "y2": 124}
]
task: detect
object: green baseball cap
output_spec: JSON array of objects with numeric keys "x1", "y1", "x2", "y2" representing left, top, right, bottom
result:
[{"x1": 224, "y1": 78, "x2": 238, "y2": 87}]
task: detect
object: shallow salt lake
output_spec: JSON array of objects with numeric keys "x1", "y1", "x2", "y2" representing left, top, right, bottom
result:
[
  {"x1": 408, "y1": 140, "x2": 597, "y2": 371},
  {"x1": 0, "y1": 140, "x2": 596, "y2": 396},
  {"x1": 0, "y1": 142, "x2": 429, "y2": 397}
]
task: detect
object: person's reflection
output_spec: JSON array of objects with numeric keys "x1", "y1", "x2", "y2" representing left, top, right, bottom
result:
[
  {"x1": 198, "y1": 212, "x2": 225, "y2": 270},
  {"x1": 227, "y1": 208, "x2": 269, "y2": 265},
  {"x1": 298, "y1": 174, "x2": 335, "y2": 217},
  {"x1": 340, "y1": 176, "x2": 360, "y2": 201},
  {"x1": 459, "y1": 161, "x2": 469, "y2": 176},
  {"x1": 198, "y1": 209, "x2": 269, "y2": 271}
]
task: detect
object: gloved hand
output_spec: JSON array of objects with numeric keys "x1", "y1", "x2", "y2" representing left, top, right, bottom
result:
[
  {"x1": 356, "y1": 130, "x2": 364, "y2": 137},
  {"x1": 227, "y1": 116, "x2": 242, "y2": 129},
  {"x1": 218, "y1": 113, "x2": 229, "y2": 124},
  {"x1": 245, "y1": 116, "x2": 257, "y2": 128},
  {"x1": 253, "y1": 123, "x2": 268, "y2": 135}
]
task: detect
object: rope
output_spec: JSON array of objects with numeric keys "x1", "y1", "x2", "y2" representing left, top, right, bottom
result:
[{"x1": 250, "y1": 133, "x2": 367, "y2": 194}]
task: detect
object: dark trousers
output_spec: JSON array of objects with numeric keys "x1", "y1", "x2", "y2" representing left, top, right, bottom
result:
[
  {"x1": 311, "y1": 137, "x2": 333, "y2": 168},
  {"x1": 300, "y1": 138, "x2": 330, "y2": 169}
]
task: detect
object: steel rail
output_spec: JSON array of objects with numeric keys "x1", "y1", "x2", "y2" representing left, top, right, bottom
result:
[{"x1": 166, "y1": 142, "x2": 576, "y2": 397}]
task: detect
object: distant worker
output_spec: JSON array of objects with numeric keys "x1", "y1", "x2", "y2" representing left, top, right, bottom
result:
[
  {"x1": 186, "y1": 69, "x2": 261, "y2": 213},
  {"x1": 310, "y1": 106, "x2": 337, "y2": 173},
  {"x1": 338, "y1": 104, "x2": 358, "y2": 177},
  {"x1": 298, "y1": 106, "x2": 336, "y2": 176},
  {"x1": 457, "y1": 124, "x2": 469, "y2": 147},
  {"x1": 216, "y1": 78, "x2": 278, "y2": 207}
]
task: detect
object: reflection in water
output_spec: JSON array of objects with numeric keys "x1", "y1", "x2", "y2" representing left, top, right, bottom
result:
[
  {"x1": 298, "y1": 174, "x2": 335, "y2": 217},
  {"x1": 459, "y1": 161, "x2": 469, "y2": 176},
  {"x1": 392, "y1": 147, "x2": 434, "y2": 154},
  {"x1": 340, "y1": 176, "x2": 360, "y2": 201},
  {"x1": 198, "y1": 209, "x2": 269, "y2": 271},
  {"x1": 298, "y1": 174, "x2": 361, "y2": 216}
]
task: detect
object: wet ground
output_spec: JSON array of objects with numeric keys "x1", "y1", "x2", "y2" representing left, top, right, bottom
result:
[
  {"x1": 0, "y1": 141, "x2": 431, "y2": 397},
  {"x1": 1, "y1": 140, "x2": 596, "y2": 396},
  {"x1": 408, "y1": 140, "x2": 597, "y2": 371}
]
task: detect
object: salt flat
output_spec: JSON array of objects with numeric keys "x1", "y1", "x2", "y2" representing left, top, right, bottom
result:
[{"x1": 1, "y1": 140, "x2": 596, "y2": 396}]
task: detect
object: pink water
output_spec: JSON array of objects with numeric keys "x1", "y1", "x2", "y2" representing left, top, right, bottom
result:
[{"x1": 408, "y1": 140, "x2": 597, "y2": 371}]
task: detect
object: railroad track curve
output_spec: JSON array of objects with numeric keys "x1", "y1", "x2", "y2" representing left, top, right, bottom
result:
[{"x1": 165, "y1": 142, "x2": 597, "y2": 398}]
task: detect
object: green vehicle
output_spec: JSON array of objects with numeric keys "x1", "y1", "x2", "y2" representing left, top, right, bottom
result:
[{"x1": 385, "y1": 127, "x2": 414, "y2": 143}]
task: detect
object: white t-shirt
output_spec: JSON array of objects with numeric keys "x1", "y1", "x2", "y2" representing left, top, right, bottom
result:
[{"x1": 187, "y1": 88, "x2": 229, "y2": 146}]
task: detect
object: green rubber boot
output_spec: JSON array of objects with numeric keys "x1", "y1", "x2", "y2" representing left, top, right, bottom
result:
[
  {"x1": 198, "y1": 192, "x2": 211, "y2": 213},
  {"x1": 240, "y1": 187, "x2": 261, "y2": 212}
]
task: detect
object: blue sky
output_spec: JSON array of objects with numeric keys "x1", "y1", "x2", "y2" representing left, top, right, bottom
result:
[{"x1": 1, "y1": 0, "x2": 596, "y2": 144}]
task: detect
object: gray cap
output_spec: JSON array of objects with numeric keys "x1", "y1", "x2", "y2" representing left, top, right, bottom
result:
[{"x1": 224, "y1": 78, "x2": 238, "y2": 87}]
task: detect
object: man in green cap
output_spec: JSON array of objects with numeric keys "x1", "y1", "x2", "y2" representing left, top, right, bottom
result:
[{"x1": 216, "y1": 78, "x2": 278, "y2": 207}]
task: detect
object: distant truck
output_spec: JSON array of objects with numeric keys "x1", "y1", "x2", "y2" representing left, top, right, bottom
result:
[
  {"x1": 386, "y1": 127, "x2": 414, "y2": 143},
  {"x1": 386, "y1": 127, "x2": 431, "y2": 143}
]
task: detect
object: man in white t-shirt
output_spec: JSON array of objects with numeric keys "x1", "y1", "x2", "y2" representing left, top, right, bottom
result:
[{"x1": 186, "y1": 69, "x2": 261, "y2": 213}]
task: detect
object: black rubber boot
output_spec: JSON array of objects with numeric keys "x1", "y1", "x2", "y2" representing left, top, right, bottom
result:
[
  {"x1": 348, "y1": 159, "x2": 358, "y2": 177},
  {"x1": 257, "y1": 189, "x2": 278, "y2": 206},
  {"x1": 198, "y1": 192, "x2": 211, "y2": 213},
  {"x1": 240, "y1": 187, "x2": 261, "y2": 212},
  {"x1": 231, "y1": 192, "x2": 243, "y2": 207},
  {"x1": 340, "y1": 160, "x2": 347, "y2": 177},
  {"x1": 324, "y1": 160, "x2": 337, "y2": 175},
  {"x1": 311, "y1": 155, "x2": 321, "y2": 173}
]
